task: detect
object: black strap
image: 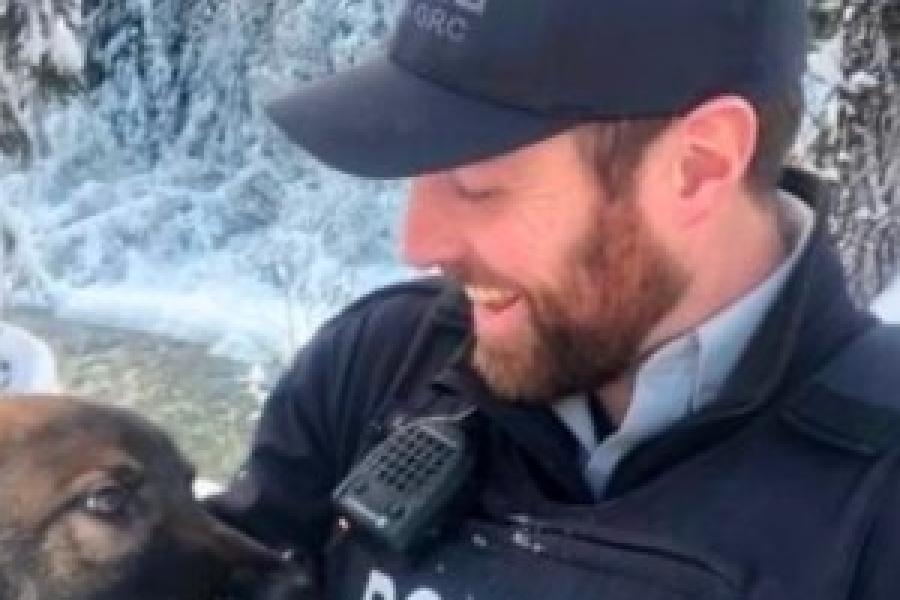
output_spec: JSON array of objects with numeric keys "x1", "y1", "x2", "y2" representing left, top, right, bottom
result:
[
  {"x1": 783, "y1": 324, "x2": 900, "y2": 456},
  {"x1": 384, "y1": 285, "x2": 469, "y2": 405},
  {"x1": 357, "y1": 286, "x2": 470, "y2": 456}
]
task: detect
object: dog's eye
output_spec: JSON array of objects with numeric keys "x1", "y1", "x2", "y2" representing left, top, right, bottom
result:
[{"x1": 81, "y1": 486, "x2": 131, "y2": 518}]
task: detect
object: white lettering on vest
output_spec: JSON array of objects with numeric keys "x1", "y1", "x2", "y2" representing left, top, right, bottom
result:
[
  {"x1": 361, "y1": 570, "x2": 445, "y2": 600},
  {"x1": 362, "y1": 570, "x2": 396, "y2": 600},
  {"x1": 408, "y1": 588, "x2": 442, "y2": 600}
]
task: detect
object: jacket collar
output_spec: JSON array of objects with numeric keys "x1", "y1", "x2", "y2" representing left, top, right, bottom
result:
[{"x1": 608, "y1": 170, "x2": 874, "y2": 495}]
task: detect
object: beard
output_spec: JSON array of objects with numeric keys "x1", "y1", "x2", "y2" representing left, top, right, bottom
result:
[{"x1": 470, "y1": 196, "x2": 689, "y2": 403}]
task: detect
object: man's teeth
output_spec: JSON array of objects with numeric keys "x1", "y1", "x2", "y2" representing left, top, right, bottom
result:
[{"x1": 465, "y1": 285, "x2": 517, "y2": 306}]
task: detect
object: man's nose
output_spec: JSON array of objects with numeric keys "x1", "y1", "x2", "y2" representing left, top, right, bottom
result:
[{"x1": 402, "y1": 175, "x2": 466, "y2": 270}]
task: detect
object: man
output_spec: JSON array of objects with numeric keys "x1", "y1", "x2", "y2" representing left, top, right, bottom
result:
[{"x1": 210, "y1": 0, "x2": 900, "y2": 598}]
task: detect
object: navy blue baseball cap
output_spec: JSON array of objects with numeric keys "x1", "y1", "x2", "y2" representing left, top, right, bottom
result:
[{"x1": 267, "y1": 0, "x2": 808, "y2": 178}]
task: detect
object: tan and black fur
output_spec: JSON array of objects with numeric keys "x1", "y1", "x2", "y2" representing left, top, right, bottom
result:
[{"x1": 0, "y1": 395, "x2": 313, "y2": 600}]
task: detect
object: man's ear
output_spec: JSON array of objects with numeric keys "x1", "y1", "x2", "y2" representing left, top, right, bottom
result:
[{"x1": 669, "y1": 96, "x2": 758, "y2": 225}]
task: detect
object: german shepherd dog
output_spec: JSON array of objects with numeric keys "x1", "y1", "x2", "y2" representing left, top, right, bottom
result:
[{"x1": 0, "y1": 395, "x2": 315, "y2": 600}]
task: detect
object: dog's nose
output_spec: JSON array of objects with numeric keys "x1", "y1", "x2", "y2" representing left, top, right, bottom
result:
[{"x1": 175, "y1": 508, "x2": 320, "y2": 599}]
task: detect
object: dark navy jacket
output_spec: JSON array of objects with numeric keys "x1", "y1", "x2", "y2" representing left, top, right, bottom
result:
[{"x1": 211, "y1": 175, "x2": 900, "y2": 599}]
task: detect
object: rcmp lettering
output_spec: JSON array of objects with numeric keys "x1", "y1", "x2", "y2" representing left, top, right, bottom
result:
[
  {"x1": 413, "y1": 3, "x2": 469, "y2": 43},
  {"x1": 361, "y1": 570, "x2": 443, "y2": 600},
  {"x1": 413, "y1": 2, "x2": 469, "y2": 44},
  {"x1": 409, "y1": 0, "x2": 485, "y2": 43}
]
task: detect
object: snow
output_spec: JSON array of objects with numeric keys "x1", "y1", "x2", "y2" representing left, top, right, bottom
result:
[
  {"x1": 808, "y1": 35, "x2": 843, "y2": 91},
  {"x1": 798, "y1": 35, "x2": 842, "y2": 161},
  {"x1": 510, "y1": 530, "x2": 545, "y2": 554},
  {"x1": 193, "y1": 477, "x2": 225, "y2": 500},
  {"x1": 0, "y1": 322, "x2": 58, "y2": 392},
  {"x1": 872, "y1": 278, "x2": 900, "y2": 323},
  {"x1": 0, "y1": 0, "x2": 408, "y2": 366},
  {"x1": 2, "y1": 0, "x2": 899, "y2": 369},
  {"x1": 48, "y1": 14, "x2": 85, "y2": 75},
  {"x1": 51, "y1": 285, "x2": 311, "y2": 363}
]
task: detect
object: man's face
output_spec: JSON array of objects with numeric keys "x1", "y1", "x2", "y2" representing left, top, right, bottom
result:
[{"x1": 402, "y1": 129, "x2": 689, "y2": 402}]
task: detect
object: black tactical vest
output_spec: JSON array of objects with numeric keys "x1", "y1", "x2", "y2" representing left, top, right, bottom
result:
[{"x1": 324, "y1": 308, "x2": 900, "y2": 600}]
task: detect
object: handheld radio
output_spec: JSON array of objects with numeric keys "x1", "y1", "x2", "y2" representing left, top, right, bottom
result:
[{"x1": 332, "y1": 413, "x2": 476, "y2": 553}]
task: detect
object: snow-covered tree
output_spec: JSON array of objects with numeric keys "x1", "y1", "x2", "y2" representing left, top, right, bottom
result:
[
  {"x1": 4, "y1": 0, "x2": 900, "y2": 353},
  {"x1": 808, "y1": 0, "x2": 900, "y2": 304},
  {"x1": 0, "y1": 0, "x2": 83, "y2": 162}
]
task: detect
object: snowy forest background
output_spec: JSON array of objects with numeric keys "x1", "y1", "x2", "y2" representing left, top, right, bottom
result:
[
  {"x1": 0, "y1": 0, "x2": 411, "y2": 368},
  {"x1": 1, "y1": 0, "x2": 900, "y2": 367}
]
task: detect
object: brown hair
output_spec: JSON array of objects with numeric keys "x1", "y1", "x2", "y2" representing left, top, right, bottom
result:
[{"x1": 577, "y1": 85, "x2": 804, "y2": 199}]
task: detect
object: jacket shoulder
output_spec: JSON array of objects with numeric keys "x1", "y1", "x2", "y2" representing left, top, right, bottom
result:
[
  {"x1": 319, "y1": 276, "x2": 467, "y2": 348},
  {"x1": 782, "y1": 323, "x2": 900, "y2": 456},
  {"x1": 340, "y1": 276, "x2": 463, "y2": 323},
  {"x1": 291, "y1": 276, "x2": 467, "y2": 399}
]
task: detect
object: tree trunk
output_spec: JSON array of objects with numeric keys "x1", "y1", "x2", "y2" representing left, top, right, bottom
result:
[{"x1": 817, "y1": 0, "x2": 900, "y2": 305}]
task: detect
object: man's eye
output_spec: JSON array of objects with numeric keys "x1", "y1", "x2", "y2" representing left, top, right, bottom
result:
[
  {"x1": 457, "y1": 182, "x2": 501, "y2": 199},
  {"x1": 464, "y1": 189, "x2": 498, "y2": 201},
  {"x1": 81, "y1": 486, "x2": 131, "y2": 518},
  {"x1": 451, "y1": 177, "x2": 502, "y2": 202}
]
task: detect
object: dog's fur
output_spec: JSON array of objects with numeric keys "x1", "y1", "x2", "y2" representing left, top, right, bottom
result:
[{"x1": 0, "y1": 394, "x2": 313, "y2": 600}]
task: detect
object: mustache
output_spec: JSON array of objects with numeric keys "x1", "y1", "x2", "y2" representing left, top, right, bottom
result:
[{"x1": 437, "y1": 264, "x2": 523, "y2": 293}]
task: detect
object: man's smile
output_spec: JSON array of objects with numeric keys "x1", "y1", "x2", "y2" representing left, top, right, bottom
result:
[
  {"x1": 464, "y1": 284, "x2": 526, "y2": 339},
  {"x1": 463, "y1": 284, "x2": 518, "y2": 308}
]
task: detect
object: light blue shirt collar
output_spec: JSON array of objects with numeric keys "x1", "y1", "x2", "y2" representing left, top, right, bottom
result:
[{"x1": 554, "y1": 191, "x2": 816, "y2": 498}]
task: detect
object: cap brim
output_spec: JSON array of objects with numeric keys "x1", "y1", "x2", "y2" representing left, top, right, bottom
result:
[{"x1": 265, "y1": 57, "x2": 574, "y2": 178}]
